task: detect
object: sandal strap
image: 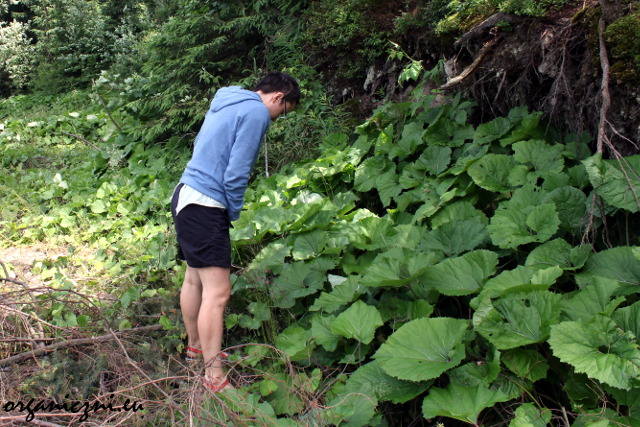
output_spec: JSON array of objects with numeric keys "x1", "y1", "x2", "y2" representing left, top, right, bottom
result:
[
  {"x1": 185, "y1": 347, "x2": 229, "y2": 358},
  {"x1": 185, "y1": 346, "x2": 203, "y2": 354},
  {"x1": 203, "y1": 377, "x2": 231, "y2": 393}
]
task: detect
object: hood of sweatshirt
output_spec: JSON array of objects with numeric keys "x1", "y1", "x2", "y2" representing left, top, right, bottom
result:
[{"x1": 210, "y1": 86, "x2": 263, "y2": 113}]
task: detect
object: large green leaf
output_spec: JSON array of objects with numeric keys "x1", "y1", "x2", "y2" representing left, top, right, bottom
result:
[
  {"x1": 422, "y1": 382, "x2": 510, "y2": 424},
  {"x1": 571, "y1": 409, "x2": 633, "y2": 427},
  {"x1": 584, "y1": 154, "x2": 640, "y2": 213},
  {"x1": 424, "y1": 114, "x2": 472, "y2": 147},
  {"x1": 311, "y1": 314, "x2": 339, "y2": 351},
  {"x1": 488, "y1": 201, "x2": 560, "y2": 249},
  {"x1": 512, "y1": 139, "x2": 565, "y2": 178},
  {"x1": 607, "y1": 387, "x2": 640, "y2": 421},
  {"x1": 499, "y1": 109, "x2": 544, "y2": 146},
  {"x1": 389, "y1": 121, "x2": 425, "y2": 160},
  {"x1": 474, "y1": 291, "x2": 563, "y2": 349},
  {"x1": 375, "y1": 292, "x2": 434, "y2": 323},
  {"x1": 430, "y1": 200, "x2": 489, "y2": 229},
  {"x1": 291, "y1": 229, "x2": 330, "y2": 260},
  {"x1": 275, "y1": 325, "x2": 313, "y2": 362},
  {"x1": 549, "y1": 315, "x2": 640, "y2": 390},
  {"x1": 467, "y1": 154, "x2": 516, "y2": 192},
  {"x1": 346, "y1": 360, "x2": 431, "y2": 404},
  {"x1": 342, "y1": 211, "x2": 397, "y2": 251},
  {"x1": 419, "y1": 250, "x2": 499, "y2": 296},
  {"x1": 324, "y1": 387, "x2": 378, "y2": 427},
  {"x1": 473, "y1": 265, "x2": 562, "y2": 305},
  {"x1": 361, "y1": 247, "x2": 437, "y2": 288},
  {"x1": 245, "y1": 241, "x2": 292, "y2": 276},
  {"x1": 561, "y1": 276, "x2": 624, "y2": 322},
  {"x1": 420, "y1": 219, "x2": 488, "y2": 257},
  {"x1": 285, "y1": 193, "x2": 334, "y2": 233},
  {"x1": 376, "y1": 168, "x2": 403, "y2": 207},
  {"x1": 525, "y1": 238, "x2": 591, "y2": 270},
  {"x1": 417, "y1": 145, "x2": 452, "y2": 176},
  {"x1": 613, "y1": 300, "x2": 640, "y2": 339},
  {"x1": 310, "y1": 275, "x2": 361, "y2": 313},
  {"x1": 577, "y1": 246, "x2": 640, "y2": 295},
  {"x1": 354, "y1": 156, "x2": 391, "y2": 192},
  {"x1": 373, "y1": 317, "x2": 468, "y2": 381},
  {"x1": 542, "y1": 186, "x2": 588, "y2": 232},
  {"x1": 270, "y1": 258, "x2": 336, "y2": 308},
  {"x1": 509, "y1": 403, "x2": 552, "y2": 427},
  {"x1": 473, "y1": 116, "x2": 515, "y2": 145},
  {"x1": 502, "y1": 349, "x2": 549, "y2": 382},
  {"x1": 448, "y1": 347, "x2": 501, "y2": 386},
  {"x1": 331, "y1": 300, "x2": 383, "y2": 344}
]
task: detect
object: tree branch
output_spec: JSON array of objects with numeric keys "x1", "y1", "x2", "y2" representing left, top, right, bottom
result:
[
  {"x1": 0, "y1": 325, "x2": 162, "y2": 367},
  {"x1": 440, "y1": 38, "x2": 499, "y2": 90},
  {"x1": 60, "y1": 131, "x2": 102, "y2": 152}
]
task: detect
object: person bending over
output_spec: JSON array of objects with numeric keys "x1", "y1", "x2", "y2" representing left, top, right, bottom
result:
[{"x1": 171, "y1": 72, "x2": 300, "y2": 392}]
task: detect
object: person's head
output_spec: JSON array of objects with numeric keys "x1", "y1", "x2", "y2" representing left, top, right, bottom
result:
[{"x1": 254, "y1": 72, "x2": 300, "y2": 120}]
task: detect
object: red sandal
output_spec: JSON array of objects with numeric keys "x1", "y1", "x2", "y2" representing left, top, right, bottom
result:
[
  {"x1": 203, "y1": 377, "x2": 234, "y2": 393},
  {"x1": 185, "y1": 346, "x2": 202, "y2": 361},
  {"x1": 185, "y1": 347, "x2": 229, "y2": 362}
]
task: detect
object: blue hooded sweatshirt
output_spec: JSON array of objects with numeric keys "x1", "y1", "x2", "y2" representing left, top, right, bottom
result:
[{"x1": 180, "y1": 86, "x2": 271, "y2": 221}]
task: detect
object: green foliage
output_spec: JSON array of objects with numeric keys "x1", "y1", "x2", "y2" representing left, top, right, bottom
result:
[
  {"x1": 4, "y1": 65, "x2": 640, "y2": 425},
  {"x1": 0, "y1": 20, "x2": 35, "y2": 93},
  {"x1": 605, "y1": 12, "x2": 640, "y2": 83},
  {"x1": 26, "y1": 0, "x2": 134, "y2": 92},
  {"x1": 435, "y1": 0, "x2": 576, "y2": 34},
  {"x1": 301, "y1": 0, "x2": 393, "y2": 80},
  {"x1": 221, "y1": 78, "x2": 640, "y2": 425}
]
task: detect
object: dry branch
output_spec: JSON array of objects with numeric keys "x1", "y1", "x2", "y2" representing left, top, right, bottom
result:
[
  {"x1": 440, "y1": 38, "x2": 499, "y2": 90},
  {"x1": 0, "y1": 338, "x2": 55, "y2": 343},
  {"x1": 60, "y1": 131, "x2": 103, "y2": 152},
  {"x1": 0, "y1": 324, "x2": 162, "y2": 367},
  {"x1": 0, "y1": 416, "x2": 64, "y2": 427}
]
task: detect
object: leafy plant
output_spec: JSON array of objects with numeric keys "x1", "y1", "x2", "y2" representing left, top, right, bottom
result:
[{"x1": 221, "y1": 78, "x2": 640, "y2": 425}]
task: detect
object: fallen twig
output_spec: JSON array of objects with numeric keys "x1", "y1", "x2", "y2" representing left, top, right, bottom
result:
[
  {"x1": 0, "y1": 324, "x2": 162, "y2": 367},
  {"x1": 0, "y1": 338, "x2": 55, "y2": 343},
  {"x1": 60, "y1": 131, "x2": 103, "y2": 152}
]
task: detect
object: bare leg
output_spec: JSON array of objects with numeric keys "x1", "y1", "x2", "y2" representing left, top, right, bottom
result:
[
  {"x1": 196, "y1": 266, "x2": 231, "y2": 383},
  {"x1": 180, "y1": 266, "x2": 203, "y2": 357}
]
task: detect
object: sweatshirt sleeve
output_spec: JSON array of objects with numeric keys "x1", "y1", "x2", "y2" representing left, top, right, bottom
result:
[{"x1": 223, "y1": 106, "x2": 270, "y2": 221}]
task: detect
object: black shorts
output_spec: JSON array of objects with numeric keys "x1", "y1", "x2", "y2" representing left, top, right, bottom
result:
[{"x1": 171, "y1": 184, "x2": 231, "y2": 269}]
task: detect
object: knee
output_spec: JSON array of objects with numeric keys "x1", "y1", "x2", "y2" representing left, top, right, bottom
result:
[
  {"x1": 183, "y1": 272, "x2": 202, "y2": 288},
  {"x1": 202, "y1": 288, "x2": 230, "y2": 307}
]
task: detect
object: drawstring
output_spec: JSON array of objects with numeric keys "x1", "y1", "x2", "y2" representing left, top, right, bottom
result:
[{"x1": 263, "y1": 135, "x2": 269, "y2": 178}]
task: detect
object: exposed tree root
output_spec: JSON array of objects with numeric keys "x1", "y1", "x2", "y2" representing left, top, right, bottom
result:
[
  {"x1": 596, "y1": 15, "x2": 611, "y2": 154},
  {"x1": 582, "y1": 5, "x2": 640, "y2": 244}
]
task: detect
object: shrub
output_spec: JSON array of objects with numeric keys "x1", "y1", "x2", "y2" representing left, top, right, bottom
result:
[{"x1": 0, "y1": 20, "x2": 35, "y2": 94}]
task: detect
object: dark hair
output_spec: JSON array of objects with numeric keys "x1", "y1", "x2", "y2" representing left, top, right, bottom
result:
[{"x1": 254, "y1": 72, "x2": 301, "y2": 104}]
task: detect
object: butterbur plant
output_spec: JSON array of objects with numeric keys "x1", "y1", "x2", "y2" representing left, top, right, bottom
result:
[{"x1": 224, "y1": 80, "x2": 640, "y2": 425}]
